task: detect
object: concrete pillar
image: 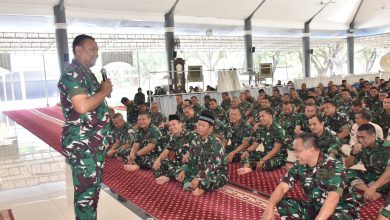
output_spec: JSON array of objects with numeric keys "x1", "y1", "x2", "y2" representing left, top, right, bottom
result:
[
  {"x1": 347, "y1": 30, "x2": 354, "y2": 74},
  {"x1": 244, "y1": 18, "x2": 253, "y2": 83},
  {"x1": 164, "y1": 12, "x2": 175, "y2": 93},
  {"x1": 302, "y1": 23, "x2": 311, "y2": 78},
  {"x1": 53, "y1": 1, "x2": 69, "y2": 74}
]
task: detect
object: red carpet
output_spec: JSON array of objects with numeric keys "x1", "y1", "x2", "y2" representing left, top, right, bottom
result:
[
  {"x1": 3, "y1": 107, "x2": 385, "y2": 219},
  {"x1": 3, "y1": 107, "x2": 278, "y2": 219},
  {"x1": 0, "y1": 209, "x2": 15, "y2": 220}
]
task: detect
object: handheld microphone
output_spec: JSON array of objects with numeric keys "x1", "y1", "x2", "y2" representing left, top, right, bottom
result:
[{"x1": 101, "y1": 68, "x2": 111, "y2": 98}]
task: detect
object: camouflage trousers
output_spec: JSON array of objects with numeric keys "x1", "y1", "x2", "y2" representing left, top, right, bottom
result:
[
  {"x1": 153, "y1": 159, "x2": 181, "y2": 179},
  {"x1": 116, "y1": 146, "x2": 132, "y2": 163},
  {"x1": 64, "y1": 143, "x2": 106, "y2": 220},
  {"x1": 183, "y1": 171, "x2": 228, "y2": 192},
  {"x1": 277, "y1": 198, "x2": 359, "y2": 220},
  {"x1": 225, "y1": 145, "x2": 243, "y2": 162},
  {"x1": 380, "y1": 192, "x2": 390, "y2": 218},
  {"x1": 134, "y1": 153, "x2": 158, "y2": 169},
  {"x1": 240, "y1": 151, "x2": 286, "y2": 171},
  {"x1": 346, "y1": 169, "x2": 390, "y2": 194}
]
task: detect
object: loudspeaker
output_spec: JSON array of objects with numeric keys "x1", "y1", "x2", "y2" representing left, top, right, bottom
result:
[
  {"x1": 308, "y1": 49, "x2": 314, "y2": 54},
  {"x1": 172, "y1": 51, "x2": 177, "y2": 58},
  {"x1": 251, "y1": 47, "x2": 256, "y2": 53}
]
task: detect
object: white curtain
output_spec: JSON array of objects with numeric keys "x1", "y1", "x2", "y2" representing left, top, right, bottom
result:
[{"x1": 217, "y1": 69, "x2": 241, "y2": 92}]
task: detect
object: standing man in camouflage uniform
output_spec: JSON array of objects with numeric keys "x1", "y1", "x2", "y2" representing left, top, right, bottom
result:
[
  {"x1": 345, "y1": 124, "x2": 390, "y2": 203},
  {"x1": 153, "y1": 115, "x2": 193, "y2": 185},
  {"x1": 58, "y1": 34, "x2": 112, "y2": 220},
  {"x1": 237, "y1": 109, "x2": 287, "y2": 175},
  {"x1": 262, "y1": 133, "x2": 360, "y2": 220},
  {"x1": 223, "y1": 107, "x2": 252, "y2": 162},
  {"x1": 176, "y1": 112, "x2": 228, "y2": 196},
  {"x1": 124, "y1": 113, "x2": 163, "y2": 171}
]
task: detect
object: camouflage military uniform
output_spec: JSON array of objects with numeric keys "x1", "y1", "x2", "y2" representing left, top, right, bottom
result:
[
  {"x1": 116, "y1": 127, "x2": 137, "y2": 161},
  {"x1": 183, "y1": 115, "x2": 199, "y2": 131},
  {"x1": 271, "y1": 97, "x2": 283, "y2": 116},
  {"x1": 210, "y1": 106, "x2": 227, "y2": 122},
  {"x1": 154, "y1": 131, "x2": 194, "y2": 179},
  {"x1": 316, "y1": 128, "x2": 342, "y2": 157},
  {"x1": 275, "y1": 112, "x2": 297, "y2": 150},
  {"x1": 193, "y1": 104, "x2": 206, "y2": 115},
  {"x1": 296, "y1": 113, "x2": 311, "y2": 133},
  {"x1": 133, "y1": 124, "x2": 163, "y2": 169},
  {"x1": 365, "y1": 96, "x2": 382, "y2": 112},
  {"x1": 315, "y1": 96, "x2": 324, "y2": 107},
  {"x1": 221, "y1": 98, "x2": 231, "y2": 111},
  {"x1": 249, "y1": 103, "x2": 263, "y2": 123},
  {"x1": 180, "y1": 134, "x2": 228, "y2": 192},
  {"x1": 338, "y1": 99, "x2": 352, "y2": 115},
  {"x1": 126, "y1": 103, "x2": 139, "y2": 125},
  {"x1": 246, "y1": 96, "x2": 256, "y2": 104},
  {"x1": 278, "y1": 153, "x2": 360, "y2": 219},
  {"x1": 151, "y1": 112, "x2": 167, "y2": 127},
  {"x1": 373, "y1": 109, "x2": 390, "y2": 139},
  {"x1": 241, "y1": 122, "x2": 287, "y2": 170},
  {"x1": 298, "y1": 89, "x2": 308, "y2": 101},
  {"x1": 324, "y1": 112, "x2": 351, "y2": 135},
  {"x1": 292, "y1": 98, "x2": 304, "y2": 112},
  {"x1": 346, "y1": 139, "x2": 390, "y2": 194},
  {"x1": 239, "y1": 101, "x2": 251, "y2": 120},
  {"x1": 58, "y1": 59, "x2": 112, "y2": 220},
  {"x1": 213, "y1": 119, "x2": 227, "y2": 140},
  {"x1": 224, "y1": 119, "x2": 252, "y2": 162}
]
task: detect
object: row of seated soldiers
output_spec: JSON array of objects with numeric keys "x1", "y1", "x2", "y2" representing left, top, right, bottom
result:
[{"x1": 110, "y1": 78, "x2": 390, "y2": 219}]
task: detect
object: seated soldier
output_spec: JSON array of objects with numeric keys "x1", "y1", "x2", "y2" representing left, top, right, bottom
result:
[
  {"x1": 348, "y1": 110, "x2": 383, "y2": 152},
  {"x1": 294, "y1": 104, "x2": 317, "y2": 134},
  {"x1": 209, "y1": 98, "x2": 227, "y2": 122},
  {"x1": 322, "y1": 100, "x2": 351, "y2": 140},
  {"x1": 308, "y1": 114, "x2": 341, "y2": 157},
  {"x1": 176, "y1": 112, "x2": 228, "y2": 196},
  {"x1": 221, "y1": 92, "x2": 231, "y2": 111},
  {"x1": 124, "y1": 113, "x2": 163, "y2": 171},
  {"x1": 183, "y1": 105, "x2": 199, "y2": 131},
  {"x1": 153, "y1": 115, "x2": 193, "y2": 185},
  {"x1": 121, "y1": 97, "x2": 138, "y2": 125},
  {"x1": 275, "y1": 102, "x2": 297, "y2": 150},
  {"x1": 239, "y1": 92, "x2": 252, "y2": 120},
  {"x1": 345, "y1": 124, "x2": 390, "y2": 203},
  {"x1": 150, "y1": 102, "x2": 167, "y2": 128},
  {"x1": 373, "y1": 96, "x2": 390, "y2": 141},
  {"x1": 191, "y1": 96, "x2": 206, "y2": 115},
  {"x1": 237, "y1": 108, "x2": 287, "y2": 175},
  {"x1": 262, "y1": 133, "x2": 360, "y2": 220},
  {"x1": 106, "y1": 113, "x2": 133, "y2": 158},
  {"x1": 223, "y1": 107, "x2": 252, "y2": 163}
]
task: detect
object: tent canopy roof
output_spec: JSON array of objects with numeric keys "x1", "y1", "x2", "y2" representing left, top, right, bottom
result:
[{"x1": 0, "y1": 0, "x2": 389, "y2": 37}]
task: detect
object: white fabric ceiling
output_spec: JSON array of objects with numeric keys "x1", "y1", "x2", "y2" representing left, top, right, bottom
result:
[{"x1": 0, "y1": 0, "x2": 389, "y2": 36}]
